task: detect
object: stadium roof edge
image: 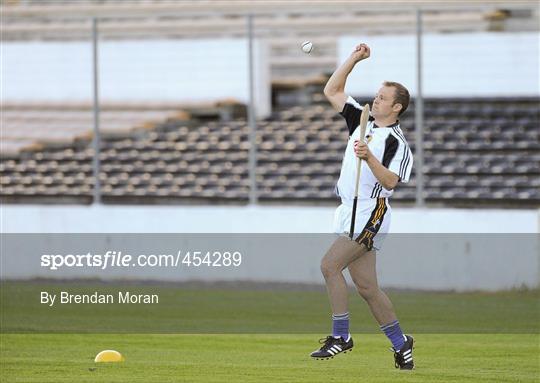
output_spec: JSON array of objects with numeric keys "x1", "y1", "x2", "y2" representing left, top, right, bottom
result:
[{"x1": 3, "y1": 0, "x2": 539, "y2": 20}]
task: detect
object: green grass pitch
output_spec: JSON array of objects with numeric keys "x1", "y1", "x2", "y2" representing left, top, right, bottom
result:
[
  {"x1": 1, "y1": 334, "x2": 538, "y2": 382},
  {"x1": 1, "y1": 281, "x2": 539, "y2": 382}
]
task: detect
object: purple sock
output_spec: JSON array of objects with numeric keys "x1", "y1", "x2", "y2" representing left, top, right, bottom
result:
[
  {"x1": 332, "y1": 312, "x2": 349, "y2": 340},
  {"x1": 380, "y1": 320, "x2": 405, "y2": 351}
]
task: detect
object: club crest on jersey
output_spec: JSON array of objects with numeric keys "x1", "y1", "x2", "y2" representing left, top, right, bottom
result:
[{"x1": 365, "y1": 134, "x2": 373, "y2": 144}]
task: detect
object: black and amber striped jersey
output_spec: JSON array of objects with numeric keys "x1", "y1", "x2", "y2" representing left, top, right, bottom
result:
[{"x1": 336, "y1": 96, "x2": 413, "y2": 204}]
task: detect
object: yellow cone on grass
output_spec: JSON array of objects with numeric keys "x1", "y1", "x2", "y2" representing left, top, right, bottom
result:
[{"x1": 94, "y1": 350, "x2": 124, "y2": 363}]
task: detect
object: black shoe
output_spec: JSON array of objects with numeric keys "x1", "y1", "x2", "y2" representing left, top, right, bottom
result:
[
  {"x1": 310, "y1": 335, "x2": 353, "y2": 359},
  {"x1": 393, "y1": 335, "x2": 414, "y2": 370}
]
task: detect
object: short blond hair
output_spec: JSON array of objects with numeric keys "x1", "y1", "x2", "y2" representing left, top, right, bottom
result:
[{"x1": 383, "y1": 81, "x2": 410, "y2": 116}]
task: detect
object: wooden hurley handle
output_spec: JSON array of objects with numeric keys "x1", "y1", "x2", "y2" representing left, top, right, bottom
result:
[
  {"x1": 349, "y1": 104, "x2": 371, "y2": 240},
  {"x1": 353, "y1": 104, "x2": 370, "y2": 198}
]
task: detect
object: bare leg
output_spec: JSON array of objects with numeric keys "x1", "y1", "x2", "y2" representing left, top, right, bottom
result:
[
  {"x1": 320, "y1": 236, "x2": 367, "y2": 314},
  {"x1": 347, "y1": 250, "x2": 397, "y2": 325}
]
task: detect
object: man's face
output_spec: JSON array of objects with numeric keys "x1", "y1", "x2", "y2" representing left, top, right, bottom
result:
[{"x1": 372, "y1": 86, "x2": 400, "y2": 119}]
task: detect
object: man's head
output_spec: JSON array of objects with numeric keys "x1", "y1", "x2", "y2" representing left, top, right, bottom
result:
[{"x1": 372, "y1": 81, "x2": 410, "y2": 120}]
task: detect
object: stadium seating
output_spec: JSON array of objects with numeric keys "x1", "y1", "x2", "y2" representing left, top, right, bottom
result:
[{"x1": 1, "y1": 97, "x2": 538, "y2": 206}]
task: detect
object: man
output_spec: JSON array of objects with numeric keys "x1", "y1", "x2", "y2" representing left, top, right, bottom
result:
[{"x1": 309, "y1": 43, "x2": 415, "y2": 370}]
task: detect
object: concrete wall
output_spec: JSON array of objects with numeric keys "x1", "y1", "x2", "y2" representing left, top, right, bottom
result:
[
  {"x1": 339, "y1": 32, "x2": 540, "y2": 97},
  {"x1": 2, "y1": 204, "x2": 538, "y2": 233},
  {"x1": 2, "y1": 205, "x2": 538, "y2": 291},
  {"x1": 1, "y1": 39, "x2": 271, "y2": 117}
]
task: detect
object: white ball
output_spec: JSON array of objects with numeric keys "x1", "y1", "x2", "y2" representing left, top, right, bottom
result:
[{"x1": 301, "y1": 41, "x2": 313, "y2": 54}]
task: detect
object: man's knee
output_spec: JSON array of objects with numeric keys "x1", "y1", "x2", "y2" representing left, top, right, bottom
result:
[
  {"x1": 321, "y1": 237, "x2": 366, "y2": 277},
  {"x1": 354, "y1": 281, "x2": 379, "y2": 301},
  {"x1": 320, "y1": 257, "x2": 340, "y2": 280}
]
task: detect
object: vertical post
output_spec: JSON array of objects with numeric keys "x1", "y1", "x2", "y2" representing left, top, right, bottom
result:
[
  {"x1": 247, "y1": 14, "x2": 258, "y2": 205},
  {"x1": 92, "y1": 18, "x2": 101, "y2": 204},
  {"x1": 415, "y1": 9, "x2": 425, "y2": 206}
]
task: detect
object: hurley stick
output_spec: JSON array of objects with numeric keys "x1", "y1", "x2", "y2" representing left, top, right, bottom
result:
[{"x1": 349, "y1": 104, "x2": 370, "y2": 240}]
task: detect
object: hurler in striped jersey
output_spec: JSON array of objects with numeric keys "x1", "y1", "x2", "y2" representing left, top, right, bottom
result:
[{"x1": 310, "y1": 43, "x2": 415, "y2": 370}]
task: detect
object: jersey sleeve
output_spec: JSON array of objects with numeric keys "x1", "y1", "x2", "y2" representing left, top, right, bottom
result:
[
  {"x1": 339, "y1": 96, "x2": 362, "y2": 136},
  {"x1": 388, "y1": 135, "x2": 413, "y2": 183}
]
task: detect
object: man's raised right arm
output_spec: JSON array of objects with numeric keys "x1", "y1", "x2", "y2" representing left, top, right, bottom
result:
[{"x1": 323, "y1": 43, "x2": 371, "y2": 112}]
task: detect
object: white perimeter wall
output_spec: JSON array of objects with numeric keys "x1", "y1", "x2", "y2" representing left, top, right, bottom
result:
[
  {"x1": 2, "y1": 205, "x2": 539, "y2": 291},
  {"x1": 1, "y1": 39, "x2": 271, "y2": 116},
  {"x1": 2, "y1": 205, "x2": 538, "y2": 234},
  {"x1": 339, "y1": 32, "x2": 540, "y2": 97}
]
